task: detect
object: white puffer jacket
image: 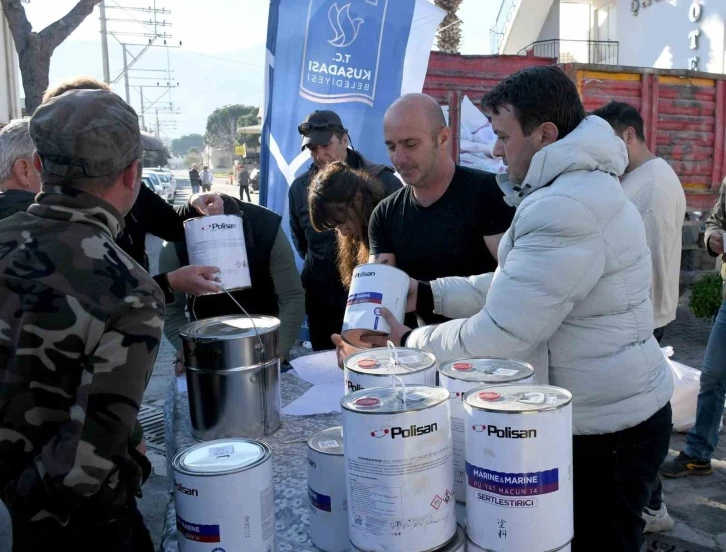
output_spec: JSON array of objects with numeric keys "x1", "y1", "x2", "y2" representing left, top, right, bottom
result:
[{"x1": 407, "y1": 116, "x2": 673, "y2": 435}]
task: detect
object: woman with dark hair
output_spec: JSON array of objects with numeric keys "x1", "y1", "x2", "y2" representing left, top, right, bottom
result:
[{"x1": 308, "y1": 161, "x2": 389, "y2": 288}]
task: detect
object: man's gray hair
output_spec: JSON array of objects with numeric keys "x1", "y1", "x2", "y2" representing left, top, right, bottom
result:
[{"x1": 0, "y1": 118, "x2": 34, "y2": 182}]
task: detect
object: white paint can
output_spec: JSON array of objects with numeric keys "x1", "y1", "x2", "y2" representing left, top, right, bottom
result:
[
  {"x1": 466, "y1": 536, "x2": 571, "y2": 551},
  {"x1": 342, "y1": 263, "x2": 409, "y2": 348},
  {"x1": 464, "y1": 385, "x2": 573, "y2": 552},
  {"x1": 308, "y1": 426, "x2": 349, "y2": 552},
  {"x1": 344, "y1": 347, "x2": 437, "y2": 395},
  {"x1": 352, "y1": 523, "x2": 466, "y2": 552},
  {"x1": 439, "y1": 358, "x2": 534, "y2": 504},
  {"x1": 183, "y1": 214, "x2": 251, "y2": 293},
  {"x1": 172, "y1": 438, "x2": 275, "y2": 552},
  {"x1": 341, "y1": 383, "x2": 456, "y2": 552}
]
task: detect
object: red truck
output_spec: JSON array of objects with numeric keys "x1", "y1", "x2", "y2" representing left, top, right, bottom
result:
[{"x1": 424, "y1": 52, "x2": 726, "y2": 276}]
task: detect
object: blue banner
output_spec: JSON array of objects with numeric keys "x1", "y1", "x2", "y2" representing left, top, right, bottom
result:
[{"x1": 260, "y1": 0, "x2": 444, "y2": 258}]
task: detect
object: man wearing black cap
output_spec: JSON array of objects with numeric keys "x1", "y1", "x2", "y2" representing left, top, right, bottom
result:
[
  {"x1": 0, "y1": 89, "x2": 163, "y2": 551},
  {"x1": 288, "y1": 110, "x2": 401, "y2": 350}
]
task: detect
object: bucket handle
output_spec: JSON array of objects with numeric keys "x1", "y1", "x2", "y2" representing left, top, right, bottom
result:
[
  {"x1": 387, "y1": 340, "x2": 399, "y2": 366},
  {"x1": 392, "y1": 374, "x2": 406, "y2": 406},
  {"x1": 219, "y1": 285, "x2": 266, "y2": 361}
]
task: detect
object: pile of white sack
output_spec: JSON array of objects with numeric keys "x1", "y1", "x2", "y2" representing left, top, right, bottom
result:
[{"x1": 443, "y1": 95, "x2": 507, "y2": 175}]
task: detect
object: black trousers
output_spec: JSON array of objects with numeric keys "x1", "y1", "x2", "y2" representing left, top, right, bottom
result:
[
  {"x1": 13, "y1": 497, "x2": 154, "y2": 552},
  {"x1": 571, "y1": 403, "x2": 672, "y2": 552},
  {"x1": 305, "y1": 290, "x2": 346, "y2": 351},
  {"x1": 240, "y1": 185, "x2": 251, "y2": 202}
]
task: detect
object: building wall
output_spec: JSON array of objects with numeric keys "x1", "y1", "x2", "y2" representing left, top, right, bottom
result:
[
  {"x1": 538, "y1": 1, "x2": 561, "y2": 41},
  {"x1": 0, "y1": 9, "x2": 22, "y2": 125},
  {"x1": 617, "y1": 0, "x2": 725, "y2": 73}
]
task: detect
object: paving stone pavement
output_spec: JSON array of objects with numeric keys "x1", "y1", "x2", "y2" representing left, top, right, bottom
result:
[{"x1": 645, "y1": 292, "x2": 726, "y2": 551}]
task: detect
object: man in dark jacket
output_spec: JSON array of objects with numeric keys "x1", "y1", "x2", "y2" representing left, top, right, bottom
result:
[
  {"x1": 189, "y1": 164, "x2": 201, "y2": 194},
  {"x1": 0, "y1": 118, "x2": 41, "y2": 219},
  {"x1": 288, "y1": 110, "x2": 401, "y2": 350},
  {"x1": 238, "y1": 165, "x2": 251, "y2": 201}
]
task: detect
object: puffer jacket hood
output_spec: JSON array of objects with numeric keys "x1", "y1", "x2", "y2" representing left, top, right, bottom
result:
[
  {"x1": 408, "y1": 116, "x2": 672, "y2": 436},
  {"x1": 498, "y1": 115, "x2": 628, "y2": 207}
]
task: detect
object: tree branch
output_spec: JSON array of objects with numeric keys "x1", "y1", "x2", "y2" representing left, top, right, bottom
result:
[
  {"x1": 38, "y1": 0, "x2": 103, "y2": 51},
  {"x1": 0, "y1": 0, "x2": 33, "y2": 52}
]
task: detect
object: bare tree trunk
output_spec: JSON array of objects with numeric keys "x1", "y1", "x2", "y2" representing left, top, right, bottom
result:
[
  {"x1": 434, "y1": 0, "x2": 463, "y2": 54},
  {"x1": 1, "y1": 0, "x2": 103, "y2": 115}
]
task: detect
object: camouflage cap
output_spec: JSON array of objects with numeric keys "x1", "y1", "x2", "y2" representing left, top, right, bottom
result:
[{"x1": 29, "y1": 89, "x2": 157, "y2": 178}]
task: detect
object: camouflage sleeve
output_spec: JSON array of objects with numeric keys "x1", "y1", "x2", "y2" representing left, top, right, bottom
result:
[
  {"x1": 4, "y1": 282, "x2": 164, "y2": 526},
  {"x1": 705, "y1": 180, "x2": 726, "y2": 256}
]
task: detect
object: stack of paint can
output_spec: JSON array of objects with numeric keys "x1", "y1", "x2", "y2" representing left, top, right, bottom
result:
[
  {"x1": 307, "y1": 426, "x2": 349, "y2": 552},
  {"x1": 341, "y1": 381, "x2": 461, "y2": 552},
  {"x1": 172, "y1": 438, "x2": 275, "y2": 552},
  {"x1": 438, "y1": 358, "x2": 535, "y2": 528},
  {"x1": 343, "y1": 346, "x2": 437, "y2": 395},
  {"x1": 464, "y1": 384, "x2": 574, "y2": 552}
]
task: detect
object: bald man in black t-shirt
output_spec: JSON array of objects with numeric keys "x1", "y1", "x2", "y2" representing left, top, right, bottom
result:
[{"x1": 368, "y1": 93, "x2": 514, "y2": 325}]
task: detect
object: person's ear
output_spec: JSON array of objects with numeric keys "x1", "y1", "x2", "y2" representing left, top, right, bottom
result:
[
  {"x1": 540, "y1": 122, "x2": 559, "y2": 147},
  {"x1": 438, "y1": 126, "x2": 451, "y2": 149}
]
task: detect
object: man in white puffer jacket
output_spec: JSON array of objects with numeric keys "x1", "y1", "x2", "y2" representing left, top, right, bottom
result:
[{"x1": 357, "y1": 67, "x2": 674, "y2": 551}]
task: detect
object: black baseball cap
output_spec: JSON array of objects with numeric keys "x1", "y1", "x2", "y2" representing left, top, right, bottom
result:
[{"x1": 298, "y1": 110, "x2": 347, "y2": 151}]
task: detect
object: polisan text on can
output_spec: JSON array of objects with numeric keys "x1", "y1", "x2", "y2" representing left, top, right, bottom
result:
[
  {"x1": 341, "y1": 264, "x2": 409, "y2": 348},
  {"x1": 172, "y1": 438, "x2": 275, "y2": 552},
  {"x1": 464, "y1": 385, "x2": 573, "y2": 552},
  {"x1": 341, "y1": 384, "x2": 456, "y2": 552},
  {"x1": 308, "y1": 426, "x2": 349, "y2": 552},
  {"x1": 439, "y1": 358, "x2": 534, "y2": 504},
  {"x1": 184, "y1": 214, "x2": 251, "y2": 293},
  {"x1": 344, "y1": 347, "x2": 437, "y2": 395}
]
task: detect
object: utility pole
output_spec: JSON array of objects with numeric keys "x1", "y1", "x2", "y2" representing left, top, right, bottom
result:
[
  {"x1": 99, "y1": 1, "x2": 110, "y2": 83},
  {"x1": 122, "y1": 45, "x2": 131, "y2": 104},
  {"x1": 156, "y1": 109, "x2": 160, "y2": 138},
  {"x1": 139, "y1": 87, "x2": 146, "y2": 130}
]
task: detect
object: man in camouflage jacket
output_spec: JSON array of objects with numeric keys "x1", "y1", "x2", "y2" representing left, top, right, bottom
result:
[{"x1": 0, "y1": 90, "x2": 164, "y2": 551}]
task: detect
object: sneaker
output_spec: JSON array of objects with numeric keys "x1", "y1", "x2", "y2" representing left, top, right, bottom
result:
[
  {"x1": 660, "y1": 451, "x2": 712, "y2": 478},
  {"x1": 643, "y1": 503, "x2": 675, "y2": 533}
]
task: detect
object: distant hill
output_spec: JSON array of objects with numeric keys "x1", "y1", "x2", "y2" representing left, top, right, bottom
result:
[{"x1": 46, "y1": 40, "x2": 265, "y2": 138}]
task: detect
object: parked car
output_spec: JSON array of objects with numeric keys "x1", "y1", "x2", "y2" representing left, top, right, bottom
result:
[
  {"x1": 143, "y1": 169, "x2": 173, "y2": 203},
  {"x1": 142, "y1": 176, "x2": 161, "y2": 197},
  {"x1": 249, "y1": 168, "x2": 260, "y2": 192}
]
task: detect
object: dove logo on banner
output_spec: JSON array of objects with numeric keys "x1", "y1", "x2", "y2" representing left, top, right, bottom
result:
[
  {"x1": 300, "y1": 1, "x2": 386, "y2": 106},
  {"x1": 261, "y1": 0, "x2": 443, "y2": 224}
]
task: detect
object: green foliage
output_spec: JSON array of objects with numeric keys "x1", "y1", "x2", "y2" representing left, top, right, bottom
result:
[
  {"x1": 690, "y1": 273, "x2": 723, "y2": 321},
  {"x1": 205, "y1": 105, "x2": 258, "y2": 151},
  {"x1": 143, "y1": 147, "x2": 170, "y2": 168},
  {"x1": 184, "y1": 150, "x2": 202, "y2": 168},
  {"x1": 171, "y1": 134, "x2": 205, "y2": 157}
]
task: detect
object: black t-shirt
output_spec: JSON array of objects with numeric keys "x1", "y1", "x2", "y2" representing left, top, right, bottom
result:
[{"x1": 368, "y1": 165, "x2": 514, "y2": 324}]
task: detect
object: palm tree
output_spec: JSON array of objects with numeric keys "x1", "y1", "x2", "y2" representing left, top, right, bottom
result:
[{"x1": 435, "y1": 0, "x2": 463, "y2": 54}]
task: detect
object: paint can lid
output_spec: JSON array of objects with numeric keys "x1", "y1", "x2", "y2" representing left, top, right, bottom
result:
[
  {"x1": 307, "y1": 426, "x2": 344, "y2": 455},
  {"x1": 180, "y1": 315, "x2": 280, "y2": 341},
  {"x1": 478, "y1": 391, "x2": 501, "y2": 401},
  {"x1": 172, "y1": 438, "x2": 271, "y2": 475},
  {"x1": 344, "y1": 347, "x2": 436, "y2": 375},
  {"x1": 440, "y1": 358, "x2": 534, "y2": 383},
  {"x1": 342, "y1": 384, "x2": 448, "y2": 414},
  {"x1": 464, "y1": 384, "x2": 572, "y2": 413}
]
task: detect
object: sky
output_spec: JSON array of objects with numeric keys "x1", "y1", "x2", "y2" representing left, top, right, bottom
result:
[{"x1": 20, "y1": 0, "x2": 499, "y2": 138}]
